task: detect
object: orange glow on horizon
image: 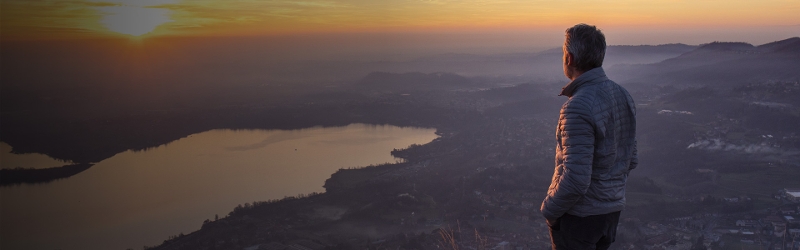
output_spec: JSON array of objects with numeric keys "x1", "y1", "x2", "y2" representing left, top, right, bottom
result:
[{"x1": 2, "y1": 0, "x2": 799, "y2": 41}]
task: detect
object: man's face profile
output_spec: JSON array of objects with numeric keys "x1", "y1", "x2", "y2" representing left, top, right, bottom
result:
[{"x1": 562, "y1": 44, "x2": 575, "y2": 80}]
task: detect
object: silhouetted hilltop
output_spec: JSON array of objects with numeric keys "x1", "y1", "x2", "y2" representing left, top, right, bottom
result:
[
  {"x1": 697, "y1": 41, "x2": 756, "y2": 52},
  {"x1": 411, "y1": 52, "x2": 530, "y2": 63},
  {"x1": 665, "y1": 37, "x2": 800, "y2": 61},
  {"x1": 614, "y1": 37, "x2": 800, "y2": 86},
  {"x1": 604, "y1": 44, "x2": 697, "y2": 67},
  {"x1": 757, "y1": 37, "x2": 800, "y2": 53},
  {"x1": 607, "y1": 43, "x2": 697, "y2": 55},
  {"x1": 409, "y1": 44, "x2": 696, "y2": 66},
  {"x1": 369, "y1": 43, "x2": 697, "y2": 82},
  {"x1": 358, "y1": 71, "x2": 477, "y2": 91},
  {"x1": 653, "y1": 42, "x2": 756, "y2": 67}
]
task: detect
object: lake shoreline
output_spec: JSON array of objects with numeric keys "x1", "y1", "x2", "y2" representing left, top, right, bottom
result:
[{"x1": 0, "y1": 163, "x2": 94, "y2": 186}]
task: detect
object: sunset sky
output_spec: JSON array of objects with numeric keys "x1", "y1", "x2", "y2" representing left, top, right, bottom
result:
[{"x1": 2, "y1": 0, "x2": 799, "y2": 54}]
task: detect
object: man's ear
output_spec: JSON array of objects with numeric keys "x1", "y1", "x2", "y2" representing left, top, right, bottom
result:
[{"x1": 565, "y1": 52, "x2": 575, "y2": 67}]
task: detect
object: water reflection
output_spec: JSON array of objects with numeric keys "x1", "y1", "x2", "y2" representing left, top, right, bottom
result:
[
  {"x1": 0, "y1": 142, "x2": 73, "y2": 170},
  {"x1": 0, "y1": 124, "x2": 438, "y2": 250}
]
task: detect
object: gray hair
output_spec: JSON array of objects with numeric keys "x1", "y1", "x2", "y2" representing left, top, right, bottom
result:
[{"x1": 565, "y1": 24, "x2": 606, "y2": 72}]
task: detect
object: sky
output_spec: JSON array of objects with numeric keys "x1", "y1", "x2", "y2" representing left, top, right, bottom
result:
[{"x1": 1, "y1": 0, "x2": 799, "y2": 54}]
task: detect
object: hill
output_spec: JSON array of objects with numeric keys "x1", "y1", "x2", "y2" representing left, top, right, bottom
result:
[
  {"x1": 612, "y1": 37, "x2": 800, "y2": 86},
  {"x1": 357, "y1": 72, "x2": 478, "y2": 92}
]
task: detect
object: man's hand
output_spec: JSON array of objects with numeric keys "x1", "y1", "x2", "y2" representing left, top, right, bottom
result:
[{"x1": 546, "y1": 216, "x2": 561, "y2": 230}]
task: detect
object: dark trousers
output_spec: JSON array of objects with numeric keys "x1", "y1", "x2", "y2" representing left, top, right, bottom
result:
[{"x1": 548, "y1": 211, "x2": 621, "y2": 250}]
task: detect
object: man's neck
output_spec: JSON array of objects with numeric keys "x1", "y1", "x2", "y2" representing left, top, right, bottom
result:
[{"x1": 566, "y1": 67, "x2": 584, "y2": 81}]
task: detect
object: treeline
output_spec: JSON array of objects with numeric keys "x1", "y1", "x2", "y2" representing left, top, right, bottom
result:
[
  {"x1": 226, "y1": 192, "x2": 323, "y2": 218},
  {"x1": 0, "y1": 163, "x2": 93, "y2": 186}
]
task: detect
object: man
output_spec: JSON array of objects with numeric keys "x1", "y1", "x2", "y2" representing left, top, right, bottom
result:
[{"x1": 540, "y1": 24, "x2": 638, "y2": 250}]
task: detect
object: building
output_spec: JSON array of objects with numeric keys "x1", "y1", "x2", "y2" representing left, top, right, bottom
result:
[
  {"x1": 784, "y1": 188, "x2": 800, "y2": 202},
  {"x1": 773, "y1": 222, "x2": 787, "y2": 237},
  {"x1": 736, "y1": 220, "x2": 759, "y2": 227}
]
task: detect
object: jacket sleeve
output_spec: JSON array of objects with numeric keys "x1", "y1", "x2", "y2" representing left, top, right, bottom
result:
[
  {"x1": 541, "y1": 99, "x2": 595, "y2": 221},
  {"x1": 629, "y1": 139, "x2": 638, "y2": 171},
  {"x1": 627, "y1": 92, "x2": 638, "y2": 172}
]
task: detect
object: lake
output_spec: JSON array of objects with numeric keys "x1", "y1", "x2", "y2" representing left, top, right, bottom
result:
[{"x1": 0, "y1": 124, "x2": 438, "y2": 250}]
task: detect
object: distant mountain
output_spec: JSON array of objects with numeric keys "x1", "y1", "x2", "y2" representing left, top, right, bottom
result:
[
  {"x1": 613, "y1": 37, "x2": 800, "y2": 86},
  {"x1": 392, "y1": 44, "x2": 698, "y2": 81},
  {"x1": 697, "y1": 41, "x2": 756, "y2": 51},
  {"x1": 653, "y1": 42, "x2": 757, "y2": 68},
  {"x1": 758, "y1": 37, "x2": 800, "y2": 53},
  {"x1": 605, "y1": 44, "x2": 698, "y2": 65},
  {"x1": 413, "y1": 44, "x2": 697, "y2": 66},
  {"x1": 357, "y1": 71, "x2": 478, "y2": 92},
  {"x1": 609, "y1": 43, "x2": 698, "y2": 54}
]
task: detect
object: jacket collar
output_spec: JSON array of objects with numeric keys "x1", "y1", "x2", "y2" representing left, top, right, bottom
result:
[{"x1": 559, "y1": 67, "x2": 608, "y2": 97}]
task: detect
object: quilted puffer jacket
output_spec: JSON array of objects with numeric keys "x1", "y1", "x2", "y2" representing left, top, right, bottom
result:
[{"x1": 540, "y1": 67, "x2": 637, "y2": 221}]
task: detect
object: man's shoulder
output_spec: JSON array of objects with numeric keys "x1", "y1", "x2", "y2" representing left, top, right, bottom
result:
[
  {"x1": 567, "y1": 78, "x2": 633, "y2": 114},
  {"x1": 575, "y1": 78, "x2": 630, "y2": 102},
  {"x1": 562, "y1": 94, "x2": 595, "y2": 115},
  {"x1": 567, "y1": 82, "x2": 604, "y2": 107}
]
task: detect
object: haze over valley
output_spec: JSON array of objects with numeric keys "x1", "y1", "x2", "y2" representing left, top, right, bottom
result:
[{"x1": 2, "y1": 31, "x2": 800, "y2": 250}]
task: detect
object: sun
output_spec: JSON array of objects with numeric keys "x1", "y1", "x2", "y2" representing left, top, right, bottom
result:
[{"x1": 97, "y1": 4, "x2": 172, "y2": 37}]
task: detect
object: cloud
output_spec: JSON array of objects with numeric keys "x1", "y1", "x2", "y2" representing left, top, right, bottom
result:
[
  {"x1": 3, "y1": 0, "x2": 800, "y2": 39},
  {"x1": 0, "y1": 0, "x2": 110, "y2": 38},
  {"x1": 1, "y1": 0, "x2": 178, "y2": 38},
  {"x1": 96, "y1": 5, "x2": 172, "y2": 36}
]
